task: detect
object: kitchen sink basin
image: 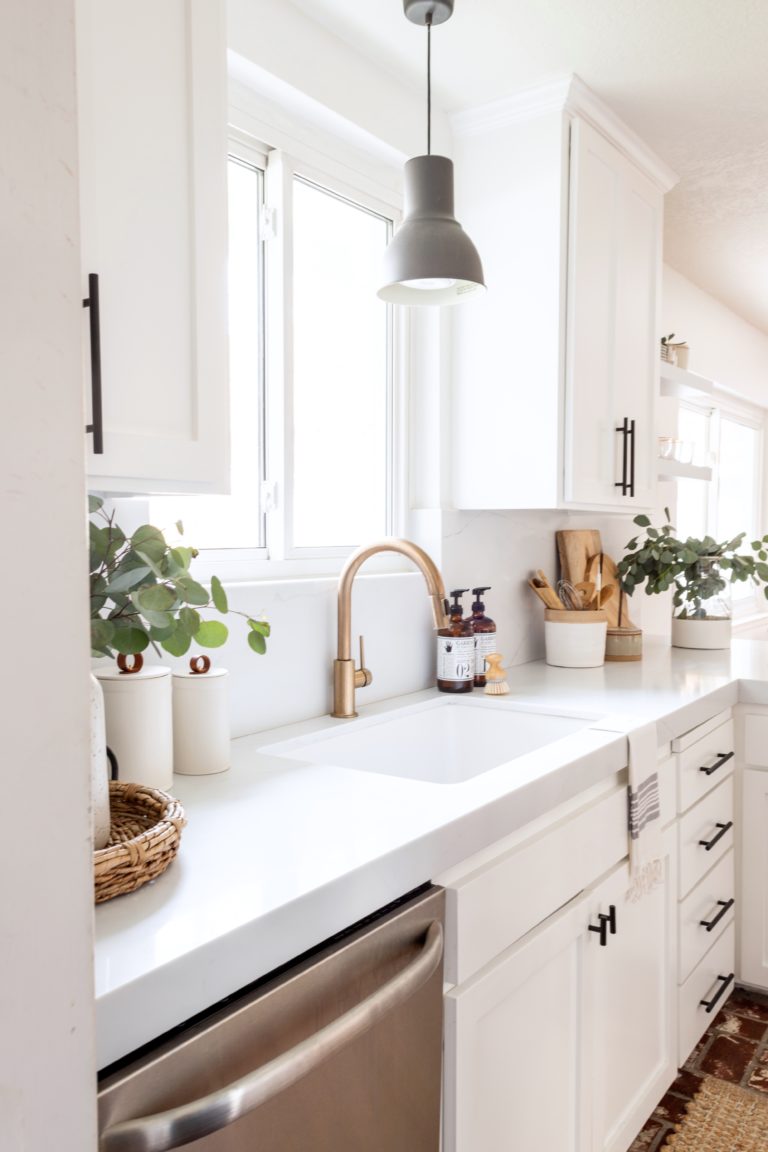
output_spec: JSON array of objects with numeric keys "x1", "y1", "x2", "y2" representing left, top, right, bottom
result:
[{"x1": 261, "y1": 697, "x2": 597, "y2": 785}]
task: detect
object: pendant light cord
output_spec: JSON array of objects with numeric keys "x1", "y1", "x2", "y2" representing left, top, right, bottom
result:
[{"x1": 426, "y1": 12, "x2": 432, "y2": 155}]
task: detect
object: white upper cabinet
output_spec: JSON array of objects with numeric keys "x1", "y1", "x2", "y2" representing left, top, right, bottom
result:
[
  {"x1": 451, "y1": 76, "x2": 676, "y2": 511},
  {"x1": 76, "y1": 0, "x2": 230, "y2": 493}
]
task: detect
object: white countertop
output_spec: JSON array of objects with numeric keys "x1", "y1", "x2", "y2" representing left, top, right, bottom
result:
[{"x1": 94, "y1": 638, "x2": 768, "y2": 1069}]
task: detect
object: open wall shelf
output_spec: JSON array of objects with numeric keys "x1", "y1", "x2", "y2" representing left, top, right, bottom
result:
[{"x1": 659, "y1": 362, "x2": 715, "y2": 400}]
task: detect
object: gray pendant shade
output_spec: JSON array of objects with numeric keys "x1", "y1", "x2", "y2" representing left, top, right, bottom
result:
[{"x1": 378, "y1": 155, "x2": 486, "y2": 306}]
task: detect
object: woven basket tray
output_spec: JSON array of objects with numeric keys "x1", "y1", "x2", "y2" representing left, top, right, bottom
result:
[{"x1": 94, "y1": 781, "x2": 186, "y2": 904}]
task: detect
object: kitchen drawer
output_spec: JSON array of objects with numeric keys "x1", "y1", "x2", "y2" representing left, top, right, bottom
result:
[
  {"x1": 678, "y1": 922, "x2": 735, "y2": 1066},
  {"x1": 678, "y1": 849, "x2": 735, "y2": 985},
  {"x1": 676, "y1": 718, "x2": 734, "y2": 814},
  {"x1": 678, "y1": 776, "x2": 734, "y2": 899},
  {"x1": 442, "y1": 782, "x2": 628, "y2": 985}
]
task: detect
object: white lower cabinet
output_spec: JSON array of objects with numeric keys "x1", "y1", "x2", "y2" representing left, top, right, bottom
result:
[
  {"x1": 442, "y1": 831, "x2": 677, "y2": 1152},
  {"x1": 740, "y1": 765, "x2": 768, "y2": 989},
  {"x1": 444, "y1": 894, "x2": 586, "y2": 1152},
  {"x1": 586, "y1": 842, "x2": 677, "y2": 1152}
]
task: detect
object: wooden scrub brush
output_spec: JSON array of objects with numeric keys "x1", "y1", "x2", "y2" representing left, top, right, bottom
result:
[{"x1": 484, "y1": 653, "x2": 510, "y2": 695}]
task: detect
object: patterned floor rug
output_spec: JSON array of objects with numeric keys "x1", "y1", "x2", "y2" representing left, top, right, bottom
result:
[{"x1": 663, "y1": 1075, "x2": 768, "y2": 1150}]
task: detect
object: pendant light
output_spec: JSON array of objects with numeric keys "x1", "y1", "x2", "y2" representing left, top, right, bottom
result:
[{"x1": 378, "y1": 0, "x2": 485, "y2": 306}]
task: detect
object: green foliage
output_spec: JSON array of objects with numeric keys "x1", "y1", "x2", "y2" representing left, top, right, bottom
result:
[
  {"x1": 88, "y1": 496, "x2": 270, "y2": 659},
  {"x1": 617, "y1": 508, "x2": 768, "y2": 619}
]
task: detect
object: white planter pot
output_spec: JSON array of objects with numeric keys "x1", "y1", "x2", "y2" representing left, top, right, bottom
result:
[{"x1": 671, "y1": 616, "x2": 731, "y2": 650}]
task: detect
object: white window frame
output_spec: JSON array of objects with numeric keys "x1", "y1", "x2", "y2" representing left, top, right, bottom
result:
[
  {"x1": 678, "y1": 390, "x2": 766, "y2": 619},
  {"x1": 187, "y1": 124, "x2": 408, "y2": 585}
]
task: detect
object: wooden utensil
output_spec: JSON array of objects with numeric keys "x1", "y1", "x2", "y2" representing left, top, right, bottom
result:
[
  {"x1": 528, "y1": 574, "x2": 565, "y2": 610},
  {"x1": 535, "y1": 570, "x2": 567, "y2": 609},
  {"x1": 574, "y1": 581, "x2": 596, "y2": 608}
]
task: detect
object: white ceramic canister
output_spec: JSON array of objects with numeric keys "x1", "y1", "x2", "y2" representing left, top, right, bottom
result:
[
  {"x1": 90, "y1": 673, "x2": 111, "y2": 849},
  {"x1": 172, "y1": 657, "x2": 230, "y2": 775},
  {"x1": 544, "y1": 609, "x2": 608, "y2": 668},
  {"x1": 94, "y1": 657, "x2": 173, "y2": 790}
]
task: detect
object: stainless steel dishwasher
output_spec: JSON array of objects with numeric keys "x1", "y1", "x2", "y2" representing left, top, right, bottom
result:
[{"x1": 98, "y1": 885, "x2": 445, "y2": 1151}]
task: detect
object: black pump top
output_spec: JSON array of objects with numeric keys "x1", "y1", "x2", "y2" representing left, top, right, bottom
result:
[
  {"x1": 449, "y1": 589, "x2": 469, "y2": 616},
  {"x1": 472, "y1": 586, "x2": 491, "y2": 611}
]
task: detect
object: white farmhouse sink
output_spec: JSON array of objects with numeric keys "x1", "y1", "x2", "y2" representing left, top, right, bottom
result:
[{"x1": 262, "y1": 697, "x2": 597, "y2": 785}]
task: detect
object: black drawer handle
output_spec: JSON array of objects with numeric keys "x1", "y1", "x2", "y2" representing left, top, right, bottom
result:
[
  {"x1": 615, "y1": 418, "x2": 629, "y2": 495},
  {"x1": 699, "y1": 821, "x2": 733, "y2": 852},
  {"x1": 699, "y1": 751, "x2": 734, "y2": 777},
  {"x1": 700, "y1": 898, "x2": 735, "y2": 933},
  {"x1": 588, "y1": 905, "x2": 617, "y2": 947},
  {"x1": 699, "y1": 972, "x2": 734, "y2": 1014},
  {"x1": 628, "y1": 417, "x2": 636, "y2": 497},
  {"x1": 83, "y1": 271, "x2": 104, "y2": 454}
]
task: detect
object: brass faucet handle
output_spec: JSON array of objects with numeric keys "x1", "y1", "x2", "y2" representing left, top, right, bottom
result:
[{"x1": 355, "y1": 634, "x2": 373, "y2": 688}]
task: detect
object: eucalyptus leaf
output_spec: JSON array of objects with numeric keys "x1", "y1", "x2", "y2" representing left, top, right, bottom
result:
[
  {"x1": 179, "y1": 607, "x2": 201, "y2": 636},
  {"x1": 88, "y1": 494, "x2": 104, "y2": 514},
  {"x1": 161, "y1": 624, "x2": 192, "y2": 658},
  {"x1": 248, "y1": 618, "x2": 271, "y2": 637},
  {"x1": 106, "y1": 564, "x2": 152, "y2": 594},
  {"x1": 131, "y1": 525, "x2": 168, "y2": 563},
  {"x1": 174, "y1": 576, "x2": 210, "y2": 606},
  {"x1": 195, "y1": 620, "x2": 228, "y2": 648},
  {"x1": 111, "y1": 627, "x2": 150, "y2": 655},
  {"x1": 248, "y1": 629, "x2": 267, "y2": 654},
  {"x1": 90, "y1": 618, "x2": 115, "y2": 649},
  {"x1": 211, "y1": 575, "x2": 228, "y2": 614},
  {"x1": 134, "y1": 584, "x2": 176, "y2": 613}
]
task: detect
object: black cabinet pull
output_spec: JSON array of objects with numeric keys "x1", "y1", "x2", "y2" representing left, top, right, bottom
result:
[
  {"x1": 698, "y1": 821, "x2": 733, "y2": 852},
  {"x1": 700, "y1": 898, "x2": 735, "y2": 933},
  {"x1": 628, "y1": 418, "x2": 636, "y2": 497},
  {"x1": 83, "y1": 272, "x2": 104, "y2": 454},
  {"x1": 699, "y1": 751, "x2": 734, "y2": 777},
  {"x1": 588, "y1": 905, "x2": 616, "y2": 947},
  {"x1": 615, "y1": 418, "x2": 629, "y2": 495},
  {"x1": 699, "y1": 972, "x2": 734, "y2": 1014}
]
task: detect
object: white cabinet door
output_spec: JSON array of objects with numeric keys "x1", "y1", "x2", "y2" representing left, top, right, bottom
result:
[
  {"x1": 740, "y1": 767, "x2": 768, "y2": 989},
  {"x1": 585, "y1": 839, "x2": 677, "y2": 1152},
  {"x1": 564, "y1": 118, "x2": 661, "y2": 509},
  {"x1": 77, "y1": 0, "x2": 229, "y2": 493},
  {"x1": 444, "y1": 895, "x2": 587, "y2": 1152}
]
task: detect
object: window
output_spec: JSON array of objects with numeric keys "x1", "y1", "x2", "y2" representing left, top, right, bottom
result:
[
  {"x1": 676, "y1": 396, "x2": 765, "y2": 613},
  {"x1": 151, "y1": 139, "x2": 400, "y2": 574}
]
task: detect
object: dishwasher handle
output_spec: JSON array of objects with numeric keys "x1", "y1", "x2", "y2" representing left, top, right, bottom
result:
[{"x1": 100, "y1": 919, "x2": 443, "y2": 1152}]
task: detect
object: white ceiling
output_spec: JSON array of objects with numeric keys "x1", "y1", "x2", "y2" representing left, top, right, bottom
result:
[{"x1": 289, "y1": 0, "x2": 768, "y2": 334}]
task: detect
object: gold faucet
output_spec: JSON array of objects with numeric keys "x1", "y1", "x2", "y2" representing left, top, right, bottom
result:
[{"x1": 332, "y1": 538, "x2": 449, "y2": 718}]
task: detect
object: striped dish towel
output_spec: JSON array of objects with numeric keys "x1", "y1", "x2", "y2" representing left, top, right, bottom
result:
[{"x1": 626, "y1": 722, "x2": 663, "y2": 901}]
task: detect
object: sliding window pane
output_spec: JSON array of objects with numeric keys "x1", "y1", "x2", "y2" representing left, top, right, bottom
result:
[{"x1": 291, "y1": 177, "x2": 391, "y2": 549}]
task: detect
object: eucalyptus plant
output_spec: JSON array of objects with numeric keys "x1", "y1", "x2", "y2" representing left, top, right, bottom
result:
[
  {"x1": 89, "y1": 496, "x2": 270, "y2": 659},
  {"x1": 616, "y1": 509, "x2": 768, "y2": 619}
]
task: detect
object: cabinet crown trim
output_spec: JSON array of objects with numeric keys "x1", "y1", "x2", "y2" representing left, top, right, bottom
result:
[{"x1": 450, "y1": 73, "x2": 678, "y2": 193}]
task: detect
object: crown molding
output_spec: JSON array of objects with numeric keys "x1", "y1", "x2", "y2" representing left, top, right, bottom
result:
[{"x1": 450, "y1": 73, "x2": 678, "y2": 193}]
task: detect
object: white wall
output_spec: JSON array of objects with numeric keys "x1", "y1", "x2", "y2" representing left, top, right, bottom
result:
[
  {"x1": 662, "y1": 263, "x2": 768, "y2": 404},
  {"x1": 1, "y1": 2, "x2": 97, "y2": 1148}
]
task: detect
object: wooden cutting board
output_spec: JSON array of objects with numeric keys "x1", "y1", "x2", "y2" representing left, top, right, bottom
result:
[{"x1": 556, "y1": 530, "x2": 603, "y2": 587}]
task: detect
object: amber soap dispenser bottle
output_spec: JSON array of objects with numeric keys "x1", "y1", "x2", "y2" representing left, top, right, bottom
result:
[
  {"x1": 470, "y1": 586, "x2": 497, "y2": 687},
  {"x1": 437, "y1": 589, "x2": 475, "y2": 693}
]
